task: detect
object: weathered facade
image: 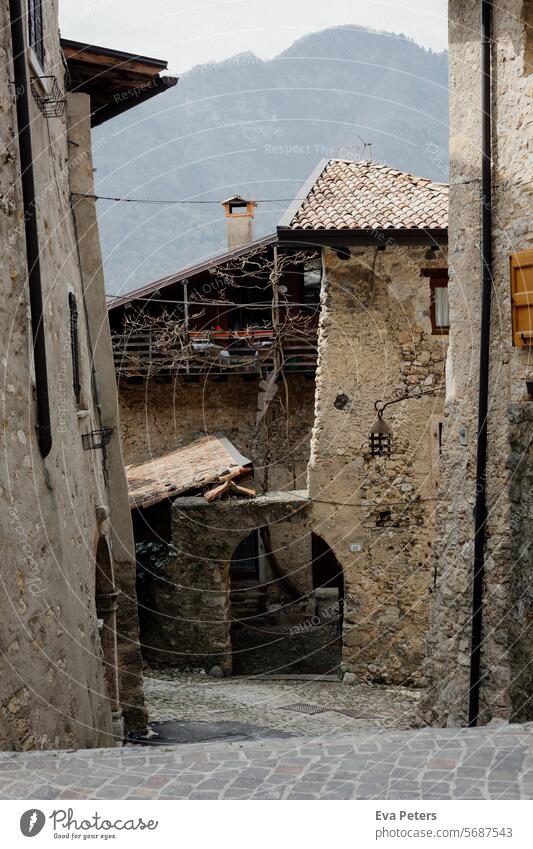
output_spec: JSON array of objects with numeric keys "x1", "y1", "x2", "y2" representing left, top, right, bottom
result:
[
  {"x1": 424, "y1": 1, "x2": 533, "y2": 725},
  {"x1": 116, "y1": 159, "x2": 451, "y2": 685},
  {"x1": 138, "y1": 491, "x2": 310, "y2": 672},
  {"x1": 0, "y1": 1, "x2": 174, "y2": 748},
  {"x1": 306, "y1": 245, "x2": 448, "y2": 686},
  {"x1": 109, "y1": 228, "x2": 321, "y2": 672},
  {"x1": 280, "y1": 159, "x2": 449, "y2": 685}
]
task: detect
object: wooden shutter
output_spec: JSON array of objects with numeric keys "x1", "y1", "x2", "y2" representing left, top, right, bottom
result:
[{"x1": 510, "y1": 249, "x2": 533, "y2": 347}]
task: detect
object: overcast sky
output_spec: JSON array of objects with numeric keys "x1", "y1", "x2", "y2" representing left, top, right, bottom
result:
[{"x1": 59, "y1": 0, "x2": 447, "y2": 74}]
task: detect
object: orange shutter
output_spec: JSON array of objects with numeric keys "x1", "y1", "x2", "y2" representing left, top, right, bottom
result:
[{"x1": 510, "y1": 249, "x2": 533, "y2": 347}]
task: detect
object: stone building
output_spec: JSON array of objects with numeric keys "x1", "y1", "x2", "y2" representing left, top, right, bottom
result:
[
  {"x1": 425, "y1": 0, "x2": 533, "y2": 726},
  {"x1": 109, "y1": 213, "x2": 323, "y2": 675},
  {"x1": 0, "y1": 0, "x2": 175, "y2": 749},
  {"x1": 279, "y1": 159, "x2": 449, "y2": 686},
  {"x1": 111, "y1": 159, "x2": 451, "y2": 687}
]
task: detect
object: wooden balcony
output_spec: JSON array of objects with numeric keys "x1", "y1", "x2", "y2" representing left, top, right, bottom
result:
[{"x1": 112, "y1": 327, "x2": 318, "y2": 377}]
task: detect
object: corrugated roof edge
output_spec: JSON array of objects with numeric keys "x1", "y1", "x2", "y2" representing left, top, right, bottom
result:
[{"x1": 107, "y1": 233, "x2": 279, "y2": 310}]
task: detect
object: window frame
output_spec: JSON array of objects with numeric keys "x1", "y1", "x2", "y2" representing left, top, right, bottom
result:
[
  {"x1": 68, "y1": 292, "x2": 82, "y2": 406},
  {"x1": 422, "y1": 268, "x2": 450, "y2": 335},
  {"x1": 27, "y1": 0, "x2": 45, "y2": 75}
]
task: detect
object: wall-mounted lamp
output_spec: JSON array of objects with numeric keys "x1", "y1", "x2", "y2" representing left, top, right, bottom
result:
[{"x1": 369, "y1": 408, "x2": 392, "y2": 457}]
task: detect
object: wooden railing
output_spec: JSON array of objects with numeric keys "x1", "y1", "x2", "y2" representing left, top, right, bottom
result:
[{"x1": 112, "y1": 328, "x2": 318, "y2": 377}]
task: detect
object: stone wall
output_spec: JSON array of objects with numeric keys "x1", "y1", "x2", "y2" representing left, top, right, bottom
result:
[
  {"x1": 137, "y1": 492, "x2": 309, "y2": 670},
  {"x1": 118, "y1": 374, "x2": 316, "y2": 597},
  {"x1": 0, "y1": 1, "x2": 143, "y2": 749},
  {"x1": 307, "y1": 244, "x2": 447, "y2": 686},
  {"x1": 425, "y1": 1, "x2": 533, "y2": 725},
  {"x1": 67, "y1": 99, "x2": 147, "y2": 736},
  {"x1": 507, "y1": 404, "x2": 533, "y2": 723}
]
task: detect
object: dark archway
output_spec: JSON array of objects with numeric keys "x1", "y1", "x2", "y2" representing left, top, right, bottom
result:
[
  {"x1": 230, "y1": 528, "x2": 344, "y2": 676},
  {"x1": 310, "y1": 532, "x2": 344, "y2": 668},
  {"x1": 95, "y1": 536, "x2": 120, "y2": 717},
  {"x1": 312, "y1": 532, "x2": 345, "y2": 598}
]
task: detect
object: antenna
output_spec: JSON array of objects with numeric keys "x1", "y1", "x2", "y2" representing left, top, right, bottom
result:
[{"x1": 341, "y1": 131, "x2": 372, "y2": 161}]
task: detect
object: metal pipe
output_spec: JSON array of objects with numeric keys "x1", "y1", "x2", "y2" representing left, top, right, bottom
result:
[
  {"x1": 468, "y1": 0, "x2": 493, "y2": 727},
  {"x1": 9, "y1": 0, "x2": 52, "y2": 457}
]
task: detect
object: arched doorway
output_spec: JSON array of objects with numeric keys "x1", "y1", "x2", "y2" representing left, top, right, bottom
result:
[
  {"x1": 311, "y1": 532, "x2": 344, "y2": 668},
  {"x1": 95, "y1": 536, "x2": 121, "y2": 735},
  {"x1": 229, "y1": 528, "x2": 344, "y2": 676}
]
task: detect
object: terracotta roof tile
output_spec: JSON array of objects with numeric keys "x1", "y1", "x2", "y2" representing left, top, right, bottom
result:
[
  {"x1": 286, "y1": 160, "x2": 448, "y2": 232},
  {"x1": 127, "y1": 435, "x2": 251, "y2": 509}
]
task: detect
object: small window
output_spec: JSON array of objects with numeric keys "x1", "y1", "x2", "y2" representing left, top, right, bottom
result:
[
  {"x1": 28, "y1": 0, "x2": 45, "y2": 69},
  {"x1": 429, "y1": 279, "x2": 450, "y2": 334},
  {"x1": 69, "y1": 292, "x2": 81, "y2": 405}
]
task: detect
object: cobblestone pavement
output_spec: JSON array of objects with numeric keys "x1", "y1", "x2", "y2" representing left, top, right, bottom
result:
[
  {"x1": 0, "y1": 723, "x2": 531, "y2": 800},
  {"x1": 143, "y1": 669, "x2": 422, "y2": 735}
]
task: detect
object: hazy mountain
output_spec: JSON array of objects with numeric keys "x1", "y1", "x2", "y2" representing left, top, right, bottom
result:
[{"x1": 94, "y1": 25, "x2": 448, "y2": 295}]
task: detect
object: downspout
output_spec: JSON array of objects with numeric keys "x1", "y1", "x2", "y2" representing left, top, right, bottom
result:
[
  {"x1": 468, "y1": 0, "x2": 493, "y2": 727},
  {"x1": 9, "y1": 0, "x2": 52, "y2": 457}
]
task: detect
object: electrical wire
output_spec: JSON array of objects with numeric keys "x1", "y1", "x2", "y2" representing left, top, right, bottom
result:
[{"x1": 71, "y1": 192, "x2": 306, "y2": 205}]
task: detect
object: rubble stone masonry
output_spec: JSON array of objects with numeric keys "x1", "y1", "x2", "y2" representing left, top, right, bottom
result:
[
  {"x1": 0, "y1": 1, "x2": 144, "y2": 748},
  {"x1": 424, "y1": 0, "x2": 533, "y2": 725},
  {"x1": 118, "y1": 375, "x2": 316, "y2": 598},
  {"x1": 307, "y1": 244, "x2": 447, "y2": 686}
]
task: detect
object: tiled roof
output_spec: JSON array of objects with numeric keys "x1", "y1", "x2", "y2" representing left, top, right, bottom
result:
[
  {"x1": 127, "y1": 435, "x2": 251, "y2": 509},
  {"x1": 283, "y1": 160, "x2": 448, "y2": 232}
]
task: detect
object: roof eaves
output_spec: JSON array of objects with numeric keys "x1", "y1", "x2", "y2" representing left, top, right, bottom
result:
[{"x1": 108, "y1": 232, "x2": 279, "y2": 311}]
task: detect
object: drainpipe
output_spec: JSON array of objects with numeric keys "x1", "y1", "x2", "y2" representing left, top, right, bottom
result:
[
  {"x1": 468, "y1": 0, "x2": 493, "y2": 727},
  {"x1": 9, "y1": 0, "x2": 52, "y2": 458}
]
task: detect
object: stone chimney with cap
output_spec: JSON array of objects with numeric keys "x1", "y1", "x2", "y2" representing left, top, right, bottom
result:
[{"x1": 221, "y1": 195, "x2": 257, "y2": 249}]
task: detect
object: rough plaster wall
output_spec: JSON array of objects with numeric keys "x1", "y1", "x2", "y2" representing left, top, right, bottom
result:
[
  {"x1": 138, "y1": 494, "x2": 309, "y2": 670},
  {"x1": 307, "y1": 245, "x2": 447, "y2": 686},
  {"x1": 425, "y1": 0, "x2": 533, "y2": 725},
  {"x1": 0, "y1": 1, "x2": 115, "y2": 749},
  {"x1": 67, "y1": 98, "x2": 147, "y2": 736},
  {"x1": 118, "y1": 375, "x2": 315, "y2": 596}
]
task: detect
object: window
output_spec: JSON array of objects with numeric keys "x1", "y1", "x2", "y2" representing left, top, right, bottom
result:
[
  {"x1": 69, "y1": 292, "x2": 81, "y2": 405},
  {"x1": 422, "y1": 269, "x2": 450, "y2": 334},
  {"x1": 28, "y1": 0, "x2": 44, "y2": 69},
  {"x1": 430, "y1": 280, "x2": 450, "y2": 333}
]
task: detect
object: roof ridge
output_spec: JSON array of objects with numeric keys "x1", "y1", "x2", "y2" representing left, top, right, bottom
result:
[{"x1": 283, "y1": 158, "x2": 449, "y2": 233}]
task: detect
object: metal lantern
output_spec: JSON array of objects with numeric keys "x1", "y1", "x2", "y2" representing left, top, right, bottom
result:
[{"x1": 369, "y1": 411, "x2": 392, "y2": 457}]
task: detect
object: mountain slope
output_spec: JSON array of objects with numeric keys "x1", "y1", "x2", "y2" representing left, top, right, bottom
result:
[{"x1": 93, "y1": 25, "x2": 448, "y2": 295}]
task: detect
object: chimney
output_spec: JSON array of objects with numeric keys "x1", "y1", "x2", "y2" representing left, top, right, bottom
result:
[{"x1": 221, "y1": 195, "x2": 256, "y2": 249}]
